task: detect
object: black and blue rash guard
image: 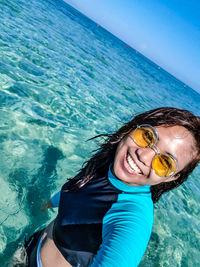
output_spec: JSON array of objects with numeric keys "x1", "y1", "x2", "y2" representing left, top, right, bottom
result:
[{"x1": 50, "y1": 166, "x2": 154, "y2": 267}]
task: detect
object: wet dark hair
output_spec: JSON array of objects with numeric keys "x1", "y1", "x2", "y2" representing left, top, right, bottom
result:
[{"x1": 65, "y1": 107, "x2": 200, "y2": 203}]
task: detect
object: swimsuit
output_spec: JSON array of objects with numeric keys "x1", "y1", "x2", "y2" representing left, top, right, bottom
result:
[
  {"x1": 45, "y1": 165, "x2": 154, "y2": 267},
  {"x1": 28, "y1": 165, "x2": 153, "y2": 266}
]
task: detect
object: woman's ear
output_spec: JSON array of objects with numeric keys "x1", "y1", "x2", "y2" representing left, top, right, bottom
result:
[{"x1": 165, "y1": 173, "x2": 180, "y2": 183}]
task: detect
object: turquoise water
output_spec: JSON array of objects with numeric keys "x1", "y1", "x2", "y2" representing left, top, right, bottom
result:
[{"x1": 1, "y1": 0, "x2": 200, "y2": 266}]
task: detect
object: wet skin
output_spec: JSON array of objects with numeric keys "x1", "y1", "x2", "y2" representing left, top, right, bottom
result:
[{"x1": 112, "y1": 126, "x2": 196, "y2": 187}]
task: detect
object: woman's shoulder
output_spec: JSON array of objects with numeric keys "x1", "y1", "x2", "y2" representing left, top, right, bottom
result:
[{"x1": 103, "y1": 193, "x2": 154, "y2": 233}]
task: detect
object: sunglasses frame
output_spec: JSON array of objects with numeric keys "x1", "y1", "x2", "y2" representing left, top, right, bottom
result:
[{"x1": 130, "y1": 124, "x2": 178, "y2": 178}]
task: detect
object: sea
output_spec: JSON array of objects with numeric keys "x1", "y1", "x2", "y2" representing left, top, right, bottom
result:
[{"x1": 0, "y1": 0, "x2": 200, "y2": 266}]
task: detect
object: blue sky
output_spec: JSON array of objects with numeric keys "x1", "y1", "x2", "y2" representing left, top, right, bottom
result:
[{"x1": 64, "y1": 0, "x2": 200, "y2": 93}]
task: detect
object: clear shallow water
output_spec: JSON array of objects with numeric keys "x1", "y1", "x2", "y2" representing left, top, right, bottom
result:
[{"x1": 0, "y1": 0, "x2": 200, "y2": 266}]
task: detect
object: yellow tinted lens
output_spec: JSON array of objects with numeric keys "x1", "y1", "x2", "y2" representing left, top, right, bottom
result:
[
  {"x1": 132, "y1": 127, "x2": 157, "y2": 147},
  {"x1": 152, "y1": 155, "x2": 177, "y2": 177}
]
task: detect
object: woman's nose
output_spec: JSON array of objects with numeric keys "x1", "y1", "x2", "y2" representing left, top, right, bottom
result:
[{"x1": 137, "y1": 147, "x2": 156, "y2": 167}]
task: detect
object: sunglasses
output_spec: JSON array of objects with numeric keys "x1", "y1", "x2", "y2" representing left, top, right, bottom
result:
[{"x1": 129, "y1": 124, "x2": 178, "y2": 177}]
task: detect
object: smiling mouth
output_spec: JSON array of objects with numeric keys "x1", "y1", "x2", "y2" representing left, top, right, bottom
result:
[{"x1": 126, "y1": 152, "x2": 143, "y2": 174}]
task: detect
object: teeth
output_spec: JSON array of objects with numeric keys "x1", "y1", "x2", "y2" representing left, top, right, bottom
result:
[{"x1": 127, "y1": 153, "x2": 142, "y2": 174}]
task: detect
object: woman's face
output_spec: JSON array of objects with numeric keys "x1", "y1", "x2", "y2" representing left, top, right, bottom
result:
[{"x1": 113, "y1": 125, "x2": 196, "y2": 186}]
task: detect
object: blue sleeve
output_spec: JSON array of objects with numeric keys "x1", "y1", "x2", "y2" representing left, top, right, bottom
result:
[
  {"x1": 50, "y1": 191, "x2": 61, "y2": 207},
  {"x1": 90, "y1": 203, "x2": 153, "y2": 267}
]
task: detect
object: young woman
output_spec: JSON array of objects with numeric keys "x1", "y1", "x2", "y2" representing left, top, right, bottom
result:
[{"x1": 24, "y1": 107, "x2": 200, "y2": 267}]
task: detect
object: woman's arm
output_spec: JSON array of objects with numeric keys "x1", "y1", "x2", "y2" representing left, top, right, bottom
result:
[{"x1": 90, "y1": 204, "x2": 153, "y2": 267}]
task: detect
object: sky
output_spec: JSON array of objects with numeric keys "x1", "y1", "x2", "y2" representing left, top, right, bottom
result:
[{"x1": 63, "y1": 0, "x2": 200, "y2": 93}]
